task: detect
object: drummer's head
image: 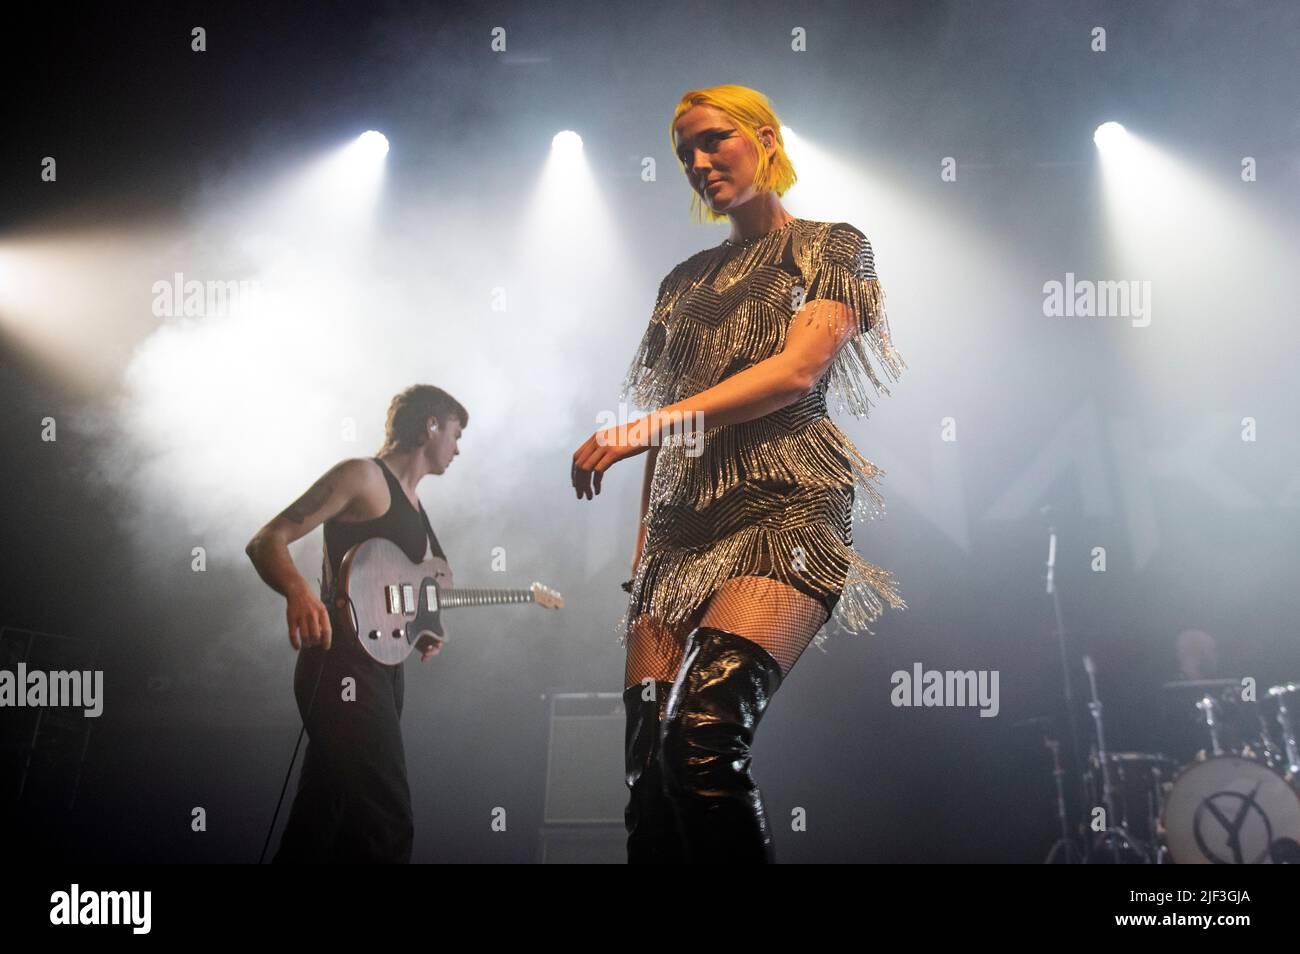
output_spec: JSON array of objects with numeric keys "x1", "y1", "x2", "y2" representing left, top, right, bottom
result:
[{"x1": 1175, "y1": 628, "x2": 1217, "y2": 678}]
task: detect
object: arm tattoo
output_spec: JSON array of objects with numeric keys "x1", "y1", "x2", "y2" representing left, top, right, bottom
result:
[{"x1": 280, "y1": 478, "x2": 335, "y2": 525}]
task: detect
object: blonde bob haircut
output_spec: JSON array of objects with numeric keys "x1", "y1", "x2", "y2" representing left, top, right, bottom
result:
[{"x1": 670, "y1": 84, "x2": 798, "y2": 224}]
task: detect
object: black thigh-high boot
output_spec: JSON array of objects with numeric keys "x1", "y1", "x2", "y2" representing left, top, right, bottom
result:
[
  {"x1": 660, "y1": 626, "x2": 784, "y2": 863},
  {"x1": 624, "y1": 680, "x2": 686, "y2": 863}
]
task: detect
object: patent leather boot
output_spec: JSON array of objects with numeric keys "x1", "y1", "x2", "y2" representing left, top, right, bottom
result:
[
  {"x1": 661, "y1": 627, "x2": 784, "y2": 863},
  {"x1": 624, "y1": 680, "x2": 686, "y2": 863}
]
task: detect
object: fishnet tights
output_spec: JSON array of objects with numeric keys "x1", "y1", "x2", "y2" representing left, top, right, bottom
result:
[{"x1": 624, "y1": 575, "x2": 831, "y2": 690}]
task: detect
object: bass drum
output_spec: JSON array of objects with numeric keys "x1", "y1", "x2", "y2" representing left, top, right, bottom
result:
[{"x1": 1161, "y1": 755, "x2": 1300, "y2": 864}]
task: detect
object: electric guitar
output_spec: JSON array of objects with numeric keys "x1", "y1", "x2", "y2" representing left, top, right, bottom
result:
[{"x1": 331, "y1": 538, "x2": 564, "y2": 665}]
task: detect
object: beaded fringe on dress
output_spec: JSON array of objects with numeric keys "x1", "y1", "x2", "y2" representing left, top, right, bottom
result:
[{"x1": 616, "y1": 220, "x2": 907, "y2": 646}]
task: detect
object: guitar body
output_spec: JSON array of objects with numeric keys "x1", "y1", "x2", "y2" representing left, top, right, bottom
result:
[
  {"x1": 336, "y1": 538, "x2": 454, "y2": 666},
  {"x1": 334, "y1": 536, "x2": 564, "y2": 666}
]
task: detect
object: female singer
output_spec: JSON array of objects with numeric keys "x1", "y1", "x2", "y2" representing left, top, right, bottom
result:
[{"x1": 571, "y1": 84, "x2": 906, "y2": 863}]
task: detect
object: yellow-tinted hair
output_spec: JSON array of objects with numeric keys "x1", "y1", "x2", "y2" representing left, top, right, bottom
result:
[{"x1": 670, "y1": 84, "x2": 798, "y2": 224}]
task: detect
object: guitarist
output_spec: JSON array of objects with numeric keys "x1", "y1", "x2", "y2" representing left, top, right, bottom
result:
[{"x1": 245, "y1": 384, "x2": 466, "y2": 863}]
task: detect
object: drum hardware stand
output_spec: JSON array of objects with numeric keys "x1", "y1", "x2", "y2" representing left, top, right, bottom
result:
[
  {"x1": 1195, "y1": 695, "x2": 1225, "y2": 756},
  {"x1": 1146, "y1": 762, "x2": 1174, "y2": 864},
  {"x1": 1153, "y1": 805, "x2": 1174, "y2": 865},
  {"x1": 1083, "y1": 655, "x2": 1149, "y2": 863},
  {"x1": 1269, "y1": 683, "x2": 1300, "y2": 776},
  {"x1": 1251, "y1": 709, "x2": 1284, "y2": 769},
  {"x1": 1042, "y1": 733, "x2": 1082, "y2": 864},
  {"x1": 1041, "y1": 513, "x2": 1090, "y2": 862}
]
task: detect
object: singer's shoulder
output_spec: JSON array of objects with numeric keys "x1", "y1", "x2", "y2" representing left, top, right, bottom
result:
[{"x1": 652, "y1": 247, "x2": 717, "y2": 304}]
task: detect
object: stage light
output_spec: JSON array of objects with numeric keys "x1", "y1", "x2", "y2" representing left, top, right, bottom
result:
[
  {"x1": 512, "y1": 127, "x2": 620, "y2": 336},
  {"x1": 262, "y1": 129, "x2": 391, "y2": 238},
  {"x1": 0, "y1": 230, "x2": 181, "y2": 392},
  {"x1": 334, "y1": 130, "x2": 391, "y2": 179},
  {"x1": 551, "y1": 130, "x2": 583, "y2": 158},
  {"x1": 355, "y1": 130, "x2": 390, "y2": 158},
  {"x1": 1093, "y1": 121, "x2": 1128, "y2": 151}
]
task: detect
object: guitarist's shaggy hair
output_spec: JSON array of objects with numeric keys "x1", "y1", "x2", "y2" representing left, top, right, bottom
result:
[{"x1": 377, "y1": 385, "x2": 469, "y2": 456}]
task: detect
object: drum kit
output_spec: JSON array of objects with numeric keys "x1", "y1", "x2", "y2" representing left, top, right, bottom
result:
[
  {"x1": 1073, "y1": 677, "x2": 1300, "y2": 864},
  {"x1": 1034, "y1": 515, "x2": 1299, "y2": 863}
]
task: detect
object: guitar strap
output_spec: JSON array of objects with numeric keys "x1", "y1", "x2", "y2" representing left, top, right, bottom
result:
[
  {"x1": 416, "y1": 503, "x2": 445, "y2": 563},
  {"x1": 320, "y1": 536, "x2": 335, "y2": 607}
]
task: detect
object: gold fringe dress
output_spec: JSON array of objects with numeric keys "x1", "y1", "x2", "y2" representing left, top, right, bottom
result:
[{"x1": 618, "y1": 218, "x2": 907, "y2": 644}]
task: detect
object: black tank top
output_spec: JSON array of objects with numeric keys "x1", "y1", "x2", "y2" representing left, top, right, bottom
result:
[{"x1": 320, "y1": 457, "x2": 446, "y2": 602}]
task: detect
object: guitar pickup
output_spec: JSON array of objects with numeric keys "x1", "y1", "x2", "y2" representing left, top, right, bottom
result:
[
  {"x1": 425, "y1": 584, "x2": 438, "y2": 612},
  {"x1": 401, "y1": 584, "x2": 415, "y2": 614},
  {"x1": 386, "y1": 584, "x2": 401, "y2": 614}
]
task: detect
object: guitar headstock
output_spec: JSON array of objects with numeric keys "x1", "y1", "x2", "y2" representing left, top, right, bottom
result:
[{"x1": 530, "y1": 582, "x2": 565, "y2": 609}]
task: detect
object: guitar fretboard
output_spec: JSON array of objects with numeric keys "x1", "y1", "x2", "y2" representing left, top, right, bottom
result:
[{"x1": 439, "y1": 588, "x2": 535, "y2": 610}]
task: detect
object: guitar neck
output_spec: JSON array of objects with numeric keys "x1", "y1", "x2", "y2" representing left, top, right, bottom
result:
[{"x1": 439, "y1": 587, "x2": 536, "y2": 610}]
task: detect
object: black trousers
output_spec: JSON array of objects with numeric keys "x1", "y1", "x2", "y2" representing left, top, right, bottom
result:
[{"x1": 273, "y1": 632, "x2": 414, "y2": 863}]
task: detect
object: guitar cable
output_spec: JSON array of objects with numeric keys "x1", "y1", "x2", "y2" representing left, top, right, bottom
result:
[
  {"x1": 257, "y1": 577, "x2": 336, "y2": 864},
  {"x1": 257, "y1": 655, "x2": 324, "y2": 863}
]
